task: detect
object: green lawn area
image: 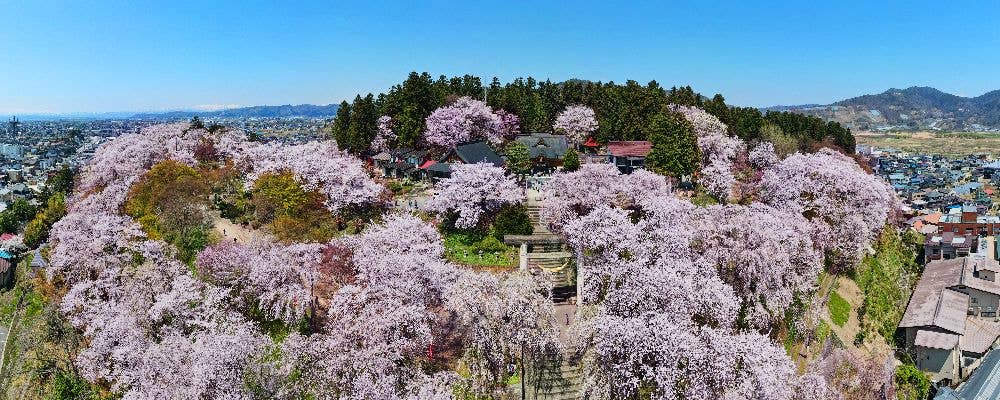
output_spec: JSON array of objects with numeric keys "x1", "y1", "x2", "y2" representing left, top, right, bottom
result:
[
  {"x1": 829, "y1": 290, "x2": 851, "y2": 327},
  {"x1": 443, "y1": 232, "x2": 516, "y2": 268}
]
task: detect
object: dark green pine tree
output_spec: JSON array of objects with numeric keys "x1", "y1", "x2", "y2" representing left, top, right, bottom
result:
[
  {"x1": 644, "y1": 111, "x2": 700, "y2": 178},
  {"x1": 346, "y1": 94, "x2": 378, "y2": 155},
  {"x1": 331, "y1": 101, "x2": 352, "y2": 146}
]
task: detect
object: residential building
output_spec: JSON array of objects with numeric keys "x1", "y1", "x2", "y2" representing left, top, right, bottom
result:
[
  {"x1": 607, "y1": 141, "x2": 652, "y2": 174},
  {"x1": 898, "y1": 256, "x2": 1000, "y2": 385},
  {"x1": 926, "y1": 233, "x2": 979, "y2": 263}
]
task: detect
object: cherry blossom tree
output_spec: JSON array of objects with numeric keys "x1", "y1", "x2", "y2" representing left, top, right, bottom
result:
[
  {"x1": 196, "y1": 241, "x2": 323, "y2": 324},
  {"x1": 563, "y1": 205, "x2": 797, "y2": 399},
  {"x1": 372, "y1": 115, "x2": 397, "y2": 153},
  {"x1": 248, "y1": 140, "x2": 386, "y2": 212},
  {"x1": 254, "y1": 215, "x2": 558, "y2": 399},
  {"x1": 425, "y1": 163, "x2": 524, "y2": 229},
  {"x1": 539, "y1": 163, "x2": 672, "y2": 231},
  {"x1": 803, "y1": 347, "x2": 896, "y2": 400},
  {"x1": 445, "y1": 271, "x2": 560, "y2": 391},
  {"x1": 496, "y1": 109, "x2": 522, "y2": 138},
  {"x1": 553, "y1": 105, "x2": 598, "y2": 144},
  {"x1": 671, "y1": 105, "x2": 746, "y2": 202},
  {"x1": 695, "y1": 203, "x2": 822, "y2": 329},
  {"x1": 424, "y1": 96, "x2": 519, "y2": 147},
  {"x1": 759, "y1": 148, "x2": 898, "y2": 269},
  {"x1": 749, "y1": 141, "x2": 779, "y2": 169}
]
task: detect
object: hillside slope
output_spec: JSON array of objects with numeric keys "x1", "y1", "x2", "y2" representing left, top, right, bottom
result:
[{"x1": 780, "y1": 86, "x2": 1000, "y2": 131}]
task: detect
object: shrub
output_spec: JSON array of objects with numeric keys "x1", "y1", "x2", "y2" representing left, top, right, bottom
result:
[
  {"x1": 895, "y1": 363, "x2": 930, "y2": 400},
  {"x1": 23, "y1": 192, "x2": 67, "y2": 248},
  {"x1": 504, "y1": 142, "x2": 531, "y2": 175},
  {"x1": 857, "y1": 225, "x2": 919, "y2": 342},
  {"x1": 0, "y1": 199, "x2": 37, "y2": 234},
  {"x1": 644, "y1": 111, "x2": 699, "y2": 178},
  {"x1": 125, "y1": 160, "x2": 212, "y2": 263},
  {"x1": 491, "y1": 204, "x2": 533, "y2": 238},
  {"x1": 562, "y1": 148, "x2": 580, "y2": 172},
  {"x1": 474, "y1": 236, "x2": 508, "y2": 253},
  {"x1": 252, "y1": 171, "x2": 339, "y2": 243},
  {"x1": 829, "y1": 290, "x2": 850, "y2": 327},
  {"x1": 251, "y1": 172, "x2": 312, "y2": 225},
  {"x1": 387, "y1": 180, "x2": 404, "y2": 194}
]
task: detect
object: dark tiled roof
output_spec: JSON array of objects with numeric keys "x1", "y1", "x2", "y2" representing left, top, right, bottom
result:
[
  {"x1": 515, "y1": 133, "x2": 569, "y2": 159},
  {"x1": 454, "y1": 141, "x2": 503, "y2": 166},
  {"x1": 391, "y1": 147, "x2": 415, "y2": 157},
  {"x1": 407, "y1": 149, "x2": 429, "y2": 158},
  {"x1": 427, "y1": 162, "x2": 453, "y2": 174}
]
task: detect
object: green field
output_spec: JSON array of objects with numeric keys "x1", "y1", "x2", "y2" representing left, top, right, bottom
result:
[{"x1": 857, "y1": 131, "x2": 1000, "y2": 156}]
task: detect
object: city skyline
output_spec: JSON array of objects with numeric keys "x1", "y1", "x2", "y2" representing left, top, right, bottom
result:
[{"x1": 3, "y1": 1, "x2": 999, "y2": 114}]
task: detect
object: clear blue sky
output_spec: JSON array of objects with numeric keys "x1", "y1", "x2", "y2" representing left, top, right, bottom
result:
[{"x1": 2, "y1": 0, "x2": 999, "y2": 114}]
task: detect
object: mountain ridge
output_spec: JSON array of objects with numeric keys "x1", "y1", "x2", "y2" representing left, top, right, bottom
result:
[
  {"x1": 775, "y1": 86, "x2": 1000, "y2": 131},
  {"x1": 129, "y1": 103, "x2": 340, "y2": 120},
  {"x1": 8, "y1": 103, "x2": 341, "y2": 121}
]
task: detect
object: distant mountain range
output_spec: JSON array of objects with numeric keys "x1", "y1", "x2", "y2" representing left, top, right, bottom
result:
[
  {"x1": 129, "y1": 104, "x2": 340, "y2": 120},
  {"x1": 770, "y1": 87, "x2": 1000, "y2": 132},
  {"x1": 11, "y1": 104, "x2": 340, "y2": 121}
]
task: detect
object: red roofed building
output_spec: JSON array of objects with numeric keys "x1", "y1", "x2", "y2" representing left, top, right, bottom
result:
[{"x1": 607, "y1": 141, "x2": 652, "y2": 173}]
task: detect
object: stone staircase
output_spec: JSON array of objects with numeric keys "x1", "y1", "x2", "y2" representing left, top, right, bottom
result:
[
  {"x1": 526, "y1": 205, "x2": 552, "y2": 234},
  {"x1": 524, "y1": 357, "x2": 583, "y2": 400},
  {"x1": 528, "y1": 251, "x2": 574, "y2": 287},
  {"x1": 510, "y1": 201, "x2": 583, "y2": 400}
]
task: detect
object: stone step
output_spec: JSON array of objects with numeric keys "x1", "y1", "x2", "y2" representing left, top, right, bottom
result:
[
  {"x1": 528, "y1": 251, "x2": 572, "y2": 259},
  {"x1": 524, "y1": 360, "x2": 584, "y2": 400}
]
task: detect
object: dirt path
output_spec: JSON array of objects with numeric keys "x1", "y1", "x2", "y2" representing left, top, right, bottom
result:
[{"x1": 212, "y1": 213, "x2": 267, "y2": 244}]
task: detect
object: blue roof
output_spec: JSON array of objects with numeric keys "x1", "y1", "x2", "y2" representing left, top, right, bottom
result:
[
  {"x1": 953, "y1": 182, "x2": 983, "y2": 196},
  {"x1": 983, "y1": 160, "x2": 1000, "y2": 170},
  {"x1": 936, "y1": 350, "x2": 1000, "y2": 399}
]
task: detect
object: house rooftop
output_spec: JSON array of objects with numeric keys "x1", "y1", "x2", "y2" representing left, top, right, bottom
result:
[
  {"x1": 607, "y1": 141, "x2": 652, "y2": 157},
  {"x1": 899, "y1": 258, "x2": 969, "y2": 334},
  {"x1": 935, "y1": 349, "x2": 1000, "y2": 399},
  {"x1": 915, "y1": 330, "x2": 959, "y2": 350},
  {"x1": 515, "y1": 133, "x2": 569, "y2": 159},
  {"x1": 452, "y1": 141, "x2": 503, "y2": 166},
  {"x1": 960, "y1": 317, "x2": 1000, "y2": 354}
]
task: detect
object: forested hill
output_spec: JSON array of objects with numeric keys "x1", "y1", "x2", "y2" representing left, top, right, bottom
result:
[
  {"x1": 130, "y1": 104, "x2": 340, "y2": 120},
  {"x1": 777, "y1": 86, "x2": 1000, "y2": 131},
  {"x1": 330, "y1": 72, "x2": 856, "y2": 154}
]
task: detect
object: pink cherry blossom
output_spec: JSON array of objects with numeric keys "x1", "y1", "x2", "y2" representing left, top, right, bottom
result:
[
  {"x1": 553, "y1": 105, "x2": 598, "y2": 143},
  {"x1": 425, "y1": 162, "x2": 524, "y2": 229},
  {"x1": 372, "y1": 115, "x2": 397, "y2": 153},
  {"x1": 424, "y1": 96, "x2": 518, "y2": 147},
  {"x1": 540, "y1": 163, "x2": 671, "y2": 231},
  {"x1": 759, "y1": 148, "x2": 898, "y2": 269}
]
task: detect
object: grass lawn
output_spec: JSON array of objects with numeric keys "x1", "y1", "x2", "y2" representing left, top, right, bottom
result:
[
  {"x1": 829, "y1": 290, "x2": 851, "y2": 327},
  {"x1": 856, "y1": 131, "x2": 1000, "y2": 157},
  {"x1": 443, "y1": 232, "x2": 516, "y2": 268}
]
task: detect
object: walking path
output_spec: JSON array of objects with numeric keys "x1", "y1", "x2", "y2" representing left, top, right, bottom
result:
[
  {"x1": 212, "y1": 213, "x2": 266, "y2": 244},
  {"x1": 518, "y1": 186, "x2": 583, "y2": 400}
]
